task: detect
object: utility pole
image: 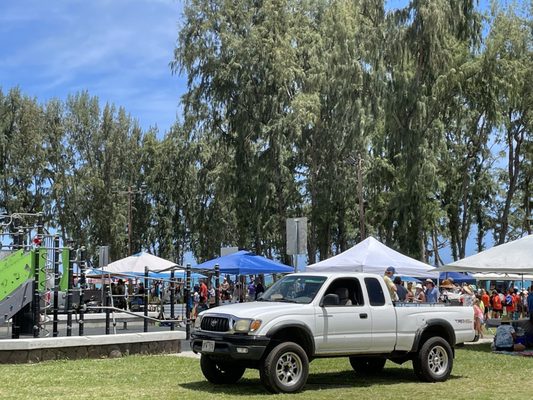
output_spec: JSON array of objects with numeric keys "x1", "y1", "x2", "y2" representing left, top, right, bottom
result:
[
  {"x1": 347, "y1": 154, "x2": 366, "y2": 241},
  {"x1": 115, "y1": 184, "x2": 146, "y2": 256}
]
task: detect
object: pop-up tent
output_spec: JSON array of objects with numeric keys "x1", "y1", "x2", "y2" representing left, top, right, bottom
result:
[
  {"x1": 195, "y1": 250, "x2": 293, "y2": 275},
  {"x1": 103, "y1": 252, "x2": 181, "y2": 274},
  {"x1": 440, "y1": 235, "x2": 533, "y2": 273},
  {"x1": 306, "y1": 236, "x2": 438, "y2": 278},
  {"x1": 439, "y1": 271, "x2": 475, "y2": 284}
]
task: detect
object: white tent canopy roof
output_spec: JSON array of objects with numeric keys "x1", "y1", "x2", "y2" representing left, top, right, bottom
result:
[
  {"x1": 471, "y1": 272, "x2": 533, "y2": 281},
  {"x1": 104, "y1": 251, "x2": 181, "y2": 274},
  {"x1": 306, "y1": 236, "x2": 438, "y2": 278},
  {"x1": 441, "y1": 235, "x2": 533, "y2": 273}
]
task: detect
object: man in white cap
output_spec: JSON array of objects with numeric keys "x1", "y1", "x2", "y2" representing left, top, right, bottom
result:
[{"x1": 384, "y1": 266, "x2": 398, "y2": 301}]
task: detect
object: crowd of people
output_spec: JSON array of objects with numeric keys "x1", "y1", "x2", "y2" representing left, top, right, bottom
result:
[
  {"x1": 384, "y1": 266, "x2": 533, "y2": 350},
  {"x1": 191, "y1": 275, "x2": 266, "y2": 317}
]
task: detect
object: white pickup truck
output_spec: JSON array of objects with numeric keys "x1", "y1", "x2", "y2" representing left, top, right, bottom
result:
[{"x1": 191, "y1": 272, "x2": 475, "y2": 393}]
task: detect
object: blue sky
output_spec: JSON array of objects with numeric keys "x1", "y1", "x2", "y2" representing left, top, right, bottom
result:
[
  {"x1": 0, "y1": 0, "x2": 185, "y2": 133},
  {"x1": 0, "y1": 0, "x2": 500, "y2": 265}
]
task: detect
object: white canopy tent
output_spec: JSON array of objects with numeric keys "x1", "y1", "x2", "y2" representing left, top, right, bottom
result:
[
  {"x1": 440, "y1": 235, "x2": 533, "y2": 273},
  {"x1": 472, "y1": 273, "x2": 533, "y2": 281},
  {"x1": 306, "y1": 236, "x2": 438, "y2": 278},
  {"x1": 104, "y1": 251, "x2": 182, "y2": 274}
]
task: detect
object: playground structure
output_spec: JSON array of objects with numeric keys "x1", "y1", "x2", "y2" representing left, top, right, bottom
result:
[{"x1": 0, "y1": 212, "x2": 201, "y2": 341}]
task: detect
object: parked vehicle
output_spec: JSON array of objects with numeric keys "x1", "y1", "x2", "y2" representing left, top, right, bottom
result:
[{"x1": 191, "y1": 272, "x2": 475, "y2": 393}]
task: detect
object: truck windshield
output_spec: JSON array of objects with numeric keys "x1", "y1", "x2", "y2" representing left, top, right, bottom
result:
[{"x1": 259, "y1": 275, "x2": 327, "y2": 304}]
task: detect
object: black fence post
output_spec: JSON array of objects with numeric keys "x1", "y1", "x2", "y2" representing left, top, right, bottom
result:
[
  {"x1": 52, "y1": 236, "x2": 60, "y2": 337},
  {"x1": 78, "y1": 247, "x2": 86, "y2": 336},
  {"x1": 170, "y1": 269, "x2": 175, "y2": 331},
  {"x1": 215, "y1": 264, "x2": 220, "y2": 307},
  {"x1": 32, "y1": 214, "x2": 44, "y2": 338},
  {"x1": 66, "y1": 243, "x2": 75, "y2": 337},
  {"x1": 185, "y1": 264, "x2": 191, "y2": 340},
  {"x1": 143, "y1": 266, "x2": 148, "y2": 332}
]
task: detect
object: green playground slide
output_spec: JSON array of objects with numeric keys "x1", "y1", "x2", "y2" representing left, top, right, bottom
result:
[{"x1": 0, "y1": 248, "x2": 70, "y2": 323}]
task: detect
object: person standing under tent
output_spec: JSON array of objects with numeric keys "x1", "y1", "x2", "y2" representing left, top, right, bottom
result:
[
  {"x1": 247, "y1": 278, "x2": 256, "y2": 301},
  {"x1": 393, "y1": 276, "x2": 408, "y2": 302},
  {"x1": 199, "y1": 279, "x2": 208, "y2": 304},
  {"x1": 383, "y1": 267, "x2": 398, "y2": 301},
  {"x1": 481, "y1": 289, "x2": 490, "y2": 321},
  {"x1": 414, "y1": 283, "x2": 426, "y2": 302},
  {"x1": 424, "y1": 279, "x2": 439, "y2": 303},
  {"x1": 491, "y1": 290, "x2": 503, "y2": 318},
  {"x1": 255, "y1": 277, "x2": 265, "y2": 300}
]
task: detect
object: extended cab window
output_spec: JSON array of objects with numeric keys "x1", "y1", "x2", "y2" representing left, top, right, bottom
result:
[
  {"x1": 324, "y1": 278, "x2": 364, "y2": 306},
  {"x1": 364, "y1": 277, "x2": 386, "y2": 306}
]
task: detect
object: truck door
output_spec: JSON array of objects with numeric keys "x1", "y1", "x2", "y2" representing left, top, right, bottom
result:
[
  {"x1": 314, "y1": 278, "x2": 372, "y2": 354},
  {"x1": 363, "y1": 277, "x2": 397, "y2": 352}
]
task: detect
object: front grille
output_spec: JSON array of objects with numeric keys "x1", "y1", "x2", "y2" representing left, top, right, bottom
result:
[{"x1": 201, "y1": 316, "x2": 230, "y2": 332}]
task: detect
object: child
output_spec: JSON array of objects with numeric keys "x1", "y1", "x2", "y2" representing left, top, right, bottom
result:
[{"x1": 473, "y1": 298, "x2": 484, "y2": 340}]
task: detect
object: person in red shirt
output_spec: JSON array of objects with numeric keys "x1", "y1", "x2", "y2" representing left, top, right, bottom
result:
[
  {"x1": 481, "y1": 289, "x2": 490, "y2": 320},
  {"x1": 199, "y1": 279, "x2": 208, "y2": 304},
  {"x1": 491, "y1": 290, "x2": 503, "y2": 318}
]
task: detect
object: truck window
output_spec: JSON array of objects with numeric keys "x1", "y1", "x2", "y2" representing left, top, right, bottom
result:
[
  {"x1": 364, "y1": 277, "x2": 386, "y2": 306},
  {"x1": 324, "y1": 278, "x2": 364, "y2": 306}
]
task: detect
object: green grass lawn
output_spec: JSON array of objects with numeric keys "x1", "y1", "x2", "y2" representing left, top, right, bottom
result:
[{"x1": 1, "y1": 343, "x2": 531, "y2": 400}]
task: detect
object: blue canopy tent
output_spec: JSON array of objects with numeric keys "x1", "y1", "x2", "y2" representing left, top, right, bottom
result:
[
  {"x1": 195, "y1": 250, "x2": 294, "y2": 275},
  {"x1": 439, "y1": 271, "x2": 475, "y2": 284}
]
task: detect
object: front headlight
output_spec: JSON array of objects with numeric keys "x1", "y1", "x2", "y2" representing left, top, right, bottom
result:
[
  {"x1": 234, "y1": 318, "x2": 262, "y2": 333},
  {"x1": 194, "y1": 315, "x2": 203, "y2": 329}
]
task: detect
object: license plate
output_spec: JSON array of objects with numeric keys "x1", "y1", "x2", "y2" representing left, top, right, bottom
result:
[{"x1": 202, "y1": 340, "x2": 215, "y2": 352}]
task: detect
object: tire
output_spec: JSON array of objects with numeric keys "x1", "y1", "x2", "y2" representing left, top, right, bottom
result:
[
  {"x1": 260, "y1": 342, "x2": 309, "y2": 394},
  {"x1": 349, "y1": 357, "x2": 386, "y2": 374},
  {"x1": 200, "y1": 355, "x2": 246, "y2": 384},
  {"x1": 412, "y1": 337, "x2": 453, "y2": 382}
]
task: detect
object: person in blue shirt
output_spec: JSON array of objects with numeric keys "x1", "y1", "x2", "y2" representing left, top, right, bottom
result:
[
  {"x1": 494, "y1": 316, "x2": 526, "y2": 351},
  {"x1": 424, "y1": 279, "x2": 439, "y2": 303}
]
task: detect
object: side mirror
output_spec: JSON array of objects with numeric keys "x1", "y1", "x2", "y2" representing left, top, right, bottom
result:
[{"x1": 321, "y1": 293, "x2": 340, "y2": 307}]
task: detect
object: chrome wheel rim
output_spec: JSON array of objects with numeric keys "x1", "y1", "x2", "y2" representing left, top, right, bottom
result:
[
  {"x1": 428, "y1": 345, "x2": 449, "y2": 376},
  {"x1": 275, "y1": 351, "x2": 302, "y2": 387}
]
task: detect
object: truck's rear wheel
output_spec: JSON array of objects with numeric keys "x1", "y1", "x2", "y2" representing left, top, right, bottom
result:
[
  {"x1": 349, "y1": 357, "x2": 386, "y2": 374},
  {"x1": 200, "y1": 355, "x2": 246, "y2": 384},
  {"x1": 260, "y1": 342, "x2": 309, "y2": 393},
  {"x1": 412, "y1": 337, "x2": 453, "y2": 382}
]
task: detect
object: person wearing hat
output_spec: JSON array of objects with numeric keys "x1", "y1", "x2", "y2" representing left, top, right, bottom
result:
[
  {"x1": 494, "y1": 315, "x2": 526, "y2": 352},
  {"x1": 460, "y1": 285, "x2": 474, "y2": 307},
  {"x1": 415, "y1": 283, "x2": 426, "y2": 303},
  {"x1": 424, "y1": 278, "x2": 439, "y2": 303},
  {"x1": 384, "y1": 266, "x2": 398, "y2": 301}
]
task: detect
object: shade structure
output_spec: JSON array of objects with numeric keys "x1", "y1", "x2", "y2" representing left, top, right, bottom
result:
[
  {"x1": 439, "y1": 271, "x2": 476, "y2": 284},
  {"x1": 440, "y1": 235, "x2": 533, "y2": 273},
  {"x1": 103, "y1": 252, "x2": 181, "y2": 274},
  {"x1": 306, "y1": 236, "x2": 438, "y2": 278},
  {"x1": 471, "y1": 273, "x2": 533, "y2": 281},
  {"x1": 195, "y1": 250, "x2": 293, "y2": 275}
]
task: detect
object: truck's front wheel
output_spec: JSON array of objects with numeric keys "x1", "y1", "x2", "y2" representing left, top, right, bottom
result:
[
  {"x1": 260, "y1": 342, "x2": 309, "y2": 393},
  {"x1": 413, "y1": 337, "x2": 453, "y2": 382},
  {"x1": 349, "y1": 357, "x2": 386, "y2": 374},
  {"x1": 200, "y1": 355, "x2": 246, "y2": 384}
]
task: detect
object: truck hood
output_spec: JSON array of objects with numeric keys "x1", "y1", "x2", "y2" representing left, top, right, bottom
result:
[{"x1": 199, "y1": 301, "x2": 312, "y2": 320}]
